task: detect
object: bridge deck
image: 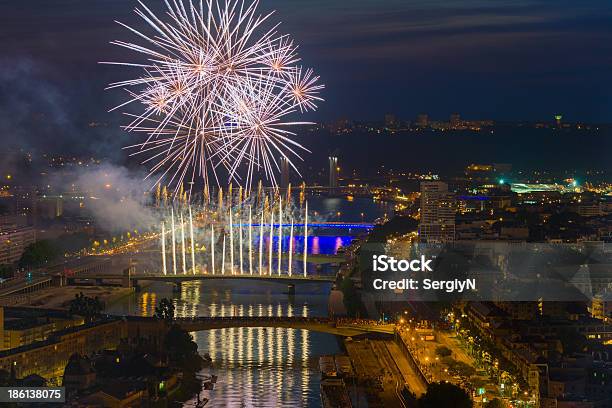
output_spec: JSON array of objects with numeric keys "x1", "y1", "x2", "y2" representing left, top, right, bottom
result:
[
  {"x1": 0, "y1": 277, "x2": 53, "y2": 297},
  {"x1": 233, "y1": 222, "x2": 374, "y2": 228},
  {"x1": 124, "y1": 316, "x2": 395, "y2": 336},
  {"x1": 79, "y1": 273, "x2": 336, "y2": 283}
]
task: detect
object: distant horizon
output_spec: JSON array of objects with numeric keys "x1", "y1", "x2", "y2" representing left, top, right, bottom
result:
[
  {"x1": 2, "y1": 126, "x2": 609, "y2": 184},
  {"x1": 316, "y1": 116, "x2": 612, "y2": 125}
]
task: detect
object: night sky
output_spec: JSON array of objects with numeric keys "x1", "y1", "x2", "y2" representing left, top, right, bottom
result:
[{"x1": 1, "y1": 0, "x2": 612, "y2": 162}]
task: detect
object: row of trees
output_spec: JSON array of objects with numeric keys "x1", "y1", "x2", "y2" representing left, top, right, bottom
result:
[
  {"x1": 68, "y1": 292, "x2": 103, "y2": 322},
  {"x1": 18, "y1": 240, "x2": 59, "y2": 269},
  {"x1": 417, "y1": 382, "x2": 504, "y2": 408},
  {"x1": 17, "y1": 232, "x2": 94, "y2": 270}
]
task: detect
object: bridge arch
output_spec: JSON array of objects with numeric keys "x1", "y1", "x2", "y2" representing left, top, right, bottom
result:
[
  {"x1": 121, "y1": 316, "x2": 395, "y2": 337},
  {"x1": 172, "y1": 316, "x2": 396, "y2": 337}
]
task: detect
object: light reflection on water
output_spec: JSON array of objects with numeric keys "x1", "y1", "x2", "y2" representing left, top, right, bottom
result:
[
  {"x1": 107, "y1": 280, "x2": 339, "y2": 408},
  {"x1": 106, "y1": 198, "x2": 387, "y2": 406},
  {"x1": 191, "y1": 326, "x2": 338, "y2": 407}
]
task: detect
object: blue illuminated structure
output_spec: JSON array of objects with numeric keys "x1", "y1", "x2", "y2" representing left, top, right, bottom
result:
[{"x1": 233, "y1": 222, "x2": 374, "y2": 229}]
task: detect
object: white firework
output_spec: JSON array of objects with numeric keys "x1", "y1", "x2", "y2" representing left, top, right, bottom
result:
[{"x1": 102, "y1": 0, "x2": 324, "y2": 195}]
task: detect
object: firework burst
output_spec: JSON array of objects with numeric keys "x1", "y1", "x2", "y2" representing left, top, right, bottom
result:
[{"x1": 103, "y1": 0, "x2": 324, "y2": 195}]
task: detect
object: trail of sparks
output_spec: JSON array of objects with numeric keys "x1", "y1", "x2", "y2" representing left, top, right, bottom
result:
[{"x1": 104, "y1": 0, "x2": 324, "y2": 196}]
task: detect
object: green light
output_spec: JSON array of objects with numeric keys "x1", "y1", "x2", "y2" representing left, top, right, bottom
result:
[
  {"x1": 572, "y1": 180, "x2": 577, "y2": 187},
  {"x1": 499, "y1": 179, "x2": 505, "y2": 185},
  {"x1": 555, "y1": 115, "x2": 562, "y2": 121}
]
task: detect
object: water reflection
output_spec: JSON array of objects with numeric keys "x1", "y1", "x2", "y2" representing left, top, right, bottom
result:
[
  {"x1": 107, "y1": 281, "x2": 339, "y2": 407},
  {"x1": 190, "y1": 325, "x2": 338, "y2": 407},
  {"x1": 105, "y1": 197, "x2": 386, "y2": 406}
]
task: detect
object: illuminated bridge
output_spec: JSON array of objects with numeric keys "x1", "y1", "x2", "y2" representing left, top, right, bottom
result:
[
  {"x1": 69, "y1": 272, "x2": 337, "y2": 294},
  {"x1": 124, "y1": 315, "x2": 396, "y2": 337},
  {"x1": 233, "y1": 221, "x2": 375, "y2": 229}
]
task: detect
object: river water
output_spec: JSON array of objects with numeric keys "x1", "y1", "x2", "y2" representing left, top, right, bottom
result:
[
  {"x1": 108, "y1": 280, "x2": 339, "y2": 407},
  {"x1": 107, "y1": 197, "x2": 390, "y2": 407}
]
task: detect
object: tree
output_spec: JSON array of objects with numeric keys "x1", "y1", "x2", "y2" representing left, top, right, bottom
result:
[
  {"x1": 418, "y1": 382, "x2": 472, "y2": 408},
  {"x1": 0, "y1": 264, "x2": 13, "y2": 280},
  {"x1": 164, "y1": 324, "x2": 201, "y2": 371},
  {"x1": 367, "y1": 215, "x2": 418, "y2": 243},
  {"x1": 55, "y1": 232, "x2": 92, "y2": 254},
  {"x1": 484, "y1": 399, "x2": 505, "y2": 408},
  {"x1": 155, "y1": 298, "x2": 175, "y2": 322},
  {"x1": 452, "y1": 360, "x2": 477, "y2": 378},
  {"x1": 18, "y1": 240, "x2": 59, "y2": 269},
  {"x1": 435, "y1": 346, "x2": 452, "y2": 358},
  {"x1": 443, "y1": 357, "x2": 477, "y2": 378},
  {"x1": 69, "y1": 292, "x2": 103, "y2": 322}
]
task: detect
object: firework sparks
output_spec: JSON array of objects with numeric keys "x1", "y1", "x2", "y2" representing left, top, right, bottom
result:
[{"x1": 103, "y1": 0, "x2": 324, "y2": 195}]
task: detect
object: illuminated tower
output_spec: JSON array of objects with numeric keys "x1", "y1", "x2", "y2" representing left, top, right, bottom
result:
[
  {"x1": 450, "y1": 113, "x2": 461, "y2": 129},
  {"x1": 419, "y1": 181, "x2": 456, "y2": 243},
  {"x1": 280, "y1": 157, "x2": 290, "y2": 190},
  {"x1": 329, "y1": 156, "x2": 338, "y2": 192},
  {"x1": 555, "y1": 114, "x2": 563, "y2": 128}
]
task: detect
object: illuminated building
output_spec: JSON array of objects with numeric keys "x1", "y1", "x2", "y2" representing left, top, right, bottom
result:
[
  {"x1": 465, "y1": 164, "x2": 494, "y2": 183},
  {"x1": 329, "y1": 156, "x2": 338, "y2": 191},
  {"x1": 36, "y1": 196, "x2": 63, "y2": 220},
  {"x1": 457, "y1": 194, "x2": 513, "y2": 213},
  {"x1": 510, "y1": 184, "x2": 566, "y2": 194},
  {"x1": 591, "y1": 294, "x2": 612, "y2": 320},
  {"x1": 0, "y1": 318, "x2": 126, "y2": 381},
  {"x1": 419, "y1": 181, "x2": 456, "y2": 243},
  {"x1": 465, "y1": 163, "x2": 512, "y2": 186},
  {"x1": 450, "y1": 113, "x2": 461, "y2": 128},
  {"x1": 328, "y1": 118, "x2": 351, "y2": 134},
  {"x1": 0, "y1": 225, "x2": 35, "y2": 264},
  {"x1": 0, "y1": 307, "x2": 84, "y2": 351},
  {"x1": 280, "y1": 157, "x2": 289, "y2": 189},
  {"x1": 415, "y1": 113, "x2": 429, "y2": 128},
  {"x1": 574, "y1": 203, "x2": 604, "y2": 218}
]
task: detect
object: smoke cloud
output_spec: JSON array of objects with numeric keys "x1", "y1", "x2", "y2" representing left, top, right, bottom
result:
[
  {"x1": 0, "y1": 57, "x2": 129, "y2": 163},
  {"x1": 70, "y1": 164, "x2": 157, "y2": 233}
]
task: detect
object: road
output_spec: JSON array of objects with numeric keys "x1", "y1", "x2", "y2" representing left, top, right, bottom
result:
[
  {"x1": 372, "y1": 340, "x2": 409, "y2": 407},
  {"x1": 397, "y1": 326, "x2": 499, "y2": 401},
  {"x1": 345, "y1": 339, "x2": 404, "y2": 408},
  {"x1": 385, "y1": 340, "x2": 427, "y2": 397},
  {"x1": 437, "y1": 331, "x2": 475, "y2": 366}
]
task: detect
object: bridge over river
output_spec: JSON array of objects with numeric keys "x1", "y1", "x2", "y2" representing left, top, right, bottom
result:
[
  {"x1": 70, "y1": 270, "x2": 338, "y2": 294},
  {"x1": 122, "y1": 315, "x2": 396, "y2": 337}
]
